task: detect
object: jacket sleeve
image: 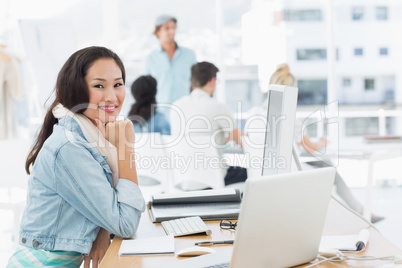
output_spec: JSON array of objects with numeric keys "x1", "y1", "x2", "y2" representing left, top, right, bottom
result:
[{"x1": 53, "y1": 142, "x2": 145, "y2": 238}]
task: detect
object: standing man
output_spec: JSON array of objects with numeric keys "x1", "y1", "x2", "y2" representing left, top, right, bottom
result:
[{"x1": 145, "y1": 15, "x2": 197, "y2": 108}]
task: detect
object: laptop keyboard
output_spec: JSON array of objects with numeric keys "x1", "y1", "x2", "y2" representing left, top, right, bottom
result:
[
  {"x1": 204, "y1": 263, "x2": 230, "y2": 268},
  {"x1": 161, "y1": 216, "x2": 212, "y2": 237}
]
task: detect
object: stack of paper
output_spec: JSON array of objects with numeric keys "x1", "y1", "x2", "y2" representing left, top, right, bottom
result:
[
  {"x1": 149, "y1": 188, "x2": 242, "y2": 223},
  {"x1": 118, "y1": 235, "x2": 175, "y2": 256}
]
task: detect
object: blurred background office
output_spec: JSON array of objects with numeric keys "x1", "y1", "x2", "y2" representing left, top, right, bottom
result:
[{"x1": 1, "y1": 0, "x2": 402, "y2": 266}]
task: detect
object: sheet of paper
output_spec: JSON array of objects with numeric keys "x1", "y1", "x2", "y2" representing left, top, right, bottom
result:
[
  {"x1": 118, "y1": 235, "x2": 175, "y2": 256},
  {"x1": 319, "y1": 229, "x2": 370, "y2": 252}
]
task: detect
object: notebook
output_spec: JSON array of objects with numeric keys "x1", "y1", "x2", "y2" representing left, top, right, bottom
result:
[
  {"x1": 118, "y1": 235, "x2": 174, "y2": 256},
  {"x1": 152, "y1": 167, "x2": 336, "y2": 268}
]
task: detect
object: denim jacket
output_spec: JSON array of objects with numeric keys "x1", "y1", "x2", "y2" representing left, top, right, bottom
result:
[{"x1": 19, "y1": 116, "x2": 145, "y2": 254}]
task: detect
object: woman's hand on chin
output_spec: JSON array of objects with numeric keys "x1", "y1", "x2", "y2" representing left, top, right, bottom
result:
[{"x1": 96, "y1": 119, "x2": 135, "y2": 149}]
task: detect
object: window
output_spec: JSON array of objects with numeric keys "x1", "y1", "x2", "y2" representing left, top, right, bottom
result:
[
  {"x1": 283, "y1": 9, "x2": 322, "y2": 21},
  {"x1": 376, "y1": 6, "x2": 388, "y2": 20},
  {"x1": 354, "y1": 48, "x2": 363, "y2": 56},
  {"x1": 297, "y1": 49, "x2": 326, "y2": 60},
  {"x1": 379, "y1": 47, "x2": 388, "y2": 56},
  {"x1": 343, "y1": 78, "x2": 351, "y2": 87},
  {"x1": 352, "y1": 7, "x2": 364, "y2": 21},
  {"x1": 345, "y1": 118, "x2": 378, "y2": 136},
  {"x1": 365, "y1": 79, "x2": 375, "y2": 91},
  {"x1": 297, "y1": 80, "x2": 327, "y2": 105}
]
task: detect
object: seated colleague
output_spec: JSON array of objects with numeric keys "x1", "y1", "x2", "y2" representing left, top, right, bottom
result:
[
  {"x1": 247, "y1": 63, "x2": 328, "y2": 155},
  {"x1": 7, "y1": 47, "x2": 145, "y2": 268},
  {"x1": 128, "y1": 75, "x2": 171, "y2": 135},
  {"x1": 170, "y1": 61, "x2": 246, "y2": 187},
  {"x1": 246, "y1": 63, "x2": 383, "y2": 223}
]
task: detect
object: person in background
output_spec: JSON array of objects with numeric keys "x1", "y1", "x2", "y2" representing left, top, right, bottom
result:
[
  {"x1": 128, "y1": 75, "x2": 170, "y2": 135},
  {"x1": 7, "y1": 46, "x2": 145, "y2": 268},
  {"x1": 246, "y1": 63, "x2": 383, "y2": 223},
  {"x1": 171, "y1": 61, "x2": 246, "y2": 188},
  {"x1": 268, "y1": 63, "x2": 328, "y2": 154},
  {"x1": 145, "y1": 14, "x2": 197, "y2": 110}
]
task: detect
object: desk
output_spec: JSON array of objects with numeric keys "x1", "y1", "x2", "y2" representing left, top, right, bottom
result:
[
  {"x1": 316, "y1": 138, "x2": 402, "y2": 219},
  {"x1": 100, "y1": 198, "x2": 402, "y2": 268}
]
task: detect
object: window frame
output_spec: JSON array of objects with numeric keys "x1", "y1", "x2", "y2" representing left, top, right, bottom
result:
[
  {"x1": 379, "y1": 47, "x2": 388, "y2": 56},
  {"x1": 364, "y1": 78, "x2": 375, "y2": 91},
  {"x1": 352, "y1": 6, "x2": 365, "y2": 21},
  {"x1": 354, "y1": 48, "x2": 364, "y2": 56},
  {"x1": 376, "y1": 6, "x2": 388, "y2": 21}
]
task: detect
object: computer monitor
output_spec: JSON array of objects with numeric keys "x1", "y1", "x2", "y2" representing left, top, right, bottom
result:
[{"x1": 262, "y1": 84, "x2": 298, "y2": 176}]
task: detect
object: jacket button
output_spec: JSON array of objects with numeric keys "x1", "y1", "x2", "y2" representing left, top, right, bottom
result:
[
  {"x1": 33, "y1": 241, "x2": 40, "y2": 247},
  {"x1": 21, "y1": 238, "x2": 26, "y2": 244}
]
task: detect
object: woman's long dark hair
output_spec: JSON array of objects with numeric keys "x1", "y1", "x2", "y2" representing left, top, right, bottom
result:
[
  {"x1": 128, "y1": 75, "x2": 157, "y2": 123},
  {"x1": 25, "y1": 46, "x2": 126, "y2": 174}
]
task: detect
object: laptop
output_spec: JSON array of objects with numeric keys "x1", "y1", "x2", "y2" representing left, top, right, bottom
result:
[{"x1": 153, "y1": 167, "x2": 336, "y2": 268}]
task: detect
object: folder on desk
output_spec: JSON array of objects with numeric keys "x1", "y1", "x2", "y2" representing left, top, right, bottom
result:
[{"x1": 148, "y1": 188, "x2": 242, "y2": 223}]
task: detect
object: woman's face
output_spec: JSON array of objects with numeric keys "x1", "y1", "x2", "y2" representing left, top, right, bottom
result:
[{"x1": 83, "y1": 58, "x2": 125, "y2": 124}]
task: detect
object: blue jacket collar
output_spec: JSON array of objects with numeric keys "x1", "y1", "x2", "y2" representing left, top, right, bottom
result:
[{"x1": 57, "y1": 115, "x2": 86, "y2": 141}]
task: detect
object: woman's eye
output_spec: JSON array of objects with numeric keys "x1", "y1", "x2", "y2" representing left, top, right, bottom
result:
[
  {"x1": 114, "y1": 83, "x2": 123, "y2": 87},
  {"x1": 94, "y1": 84, "x2": 104, "y2": 88}
]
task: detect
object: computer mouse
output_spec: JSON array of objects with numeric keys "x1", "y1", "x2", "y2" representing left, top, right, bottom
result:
[{"x1": 176, "y1": 246, "x2": 216, "y2": 257}]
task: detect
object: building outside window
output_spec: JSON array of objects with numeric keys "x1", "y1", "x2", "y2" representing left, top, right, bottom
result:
[
  {"x1": 379, "y1": 47, "x2": 388, "y2": 56},
  {"x1": 297, "y1": 49, "x2": 326, "y2": 60},
  {"x1": 364, "y1": 79, "x2": 375, "y2": 91},
  {"x1": 283, "y1": 9, "x2": 322, "y2": 21},
  {"x1": 297, "y1": 79, "x2": 327, "y2": 105},
  {"x1": 343, "y1": 78, "x2": 351, "y2": 87},
  {"x1": 352, "y1": 6, "x2": 364, "y2": 21},
  {"x1": 376, "y1": 6, "x2": 388, "y2": 20},
  {"x1": 354, "y1": 48, "x2": 364, "y2": 56},
  {"x1": 345, "y1": 118, "x2": 378, "y2": 136}
]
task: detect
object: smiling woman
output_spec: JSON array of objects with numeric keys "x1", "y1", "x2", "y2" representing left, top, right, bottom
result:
[{"x1": 6, "y1": 46, "x2": 145, "y2": 268}]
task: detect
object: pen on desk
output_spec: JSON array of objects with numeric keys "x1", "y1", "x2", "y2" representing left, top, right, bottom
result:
[{"x1": 195, "y1": 240, "x2": 234, "y2": 246}]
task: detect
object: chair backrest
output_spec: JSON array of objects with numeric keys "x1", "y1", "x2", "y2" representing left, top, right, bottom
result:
[
  {"x1": 162, "y1": 134, "x2": 225, "y2": 191},
  {"x1": 134, "y1": 133, "x2": 172, "y2": 191}
]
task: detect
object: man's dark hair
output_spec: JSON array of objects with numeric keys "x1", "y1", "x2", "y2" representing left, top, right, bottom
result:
[{"x1": 191, "y1": 61, "x2": 219, "y2": 89}]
